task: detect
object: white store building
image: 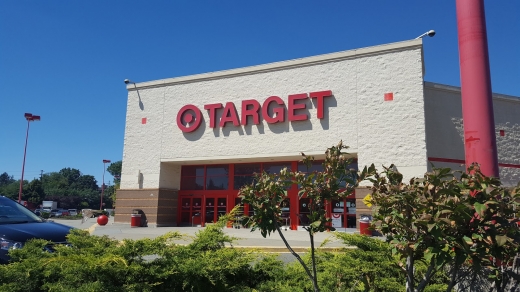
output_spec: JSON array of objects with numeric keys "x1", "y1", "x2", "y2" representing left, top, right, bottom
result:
[{"x1": 116, "y1": 39, "x2": 520, "y2": 229}]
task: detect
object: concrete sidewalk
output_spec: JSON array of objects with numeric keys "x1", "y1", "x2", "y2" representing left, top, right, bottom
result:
[{"x1": 52, "y1": 217, "x2": 362, "y2": 252}]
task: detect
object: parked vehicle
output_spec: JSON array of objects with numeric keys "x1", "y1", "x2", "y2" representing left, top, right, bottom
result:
[
  {"x1": 68, "y1": 209, "x2": 78, "y2": 216},
  {"x1": 42, "y1": 201, "x2": 58, "y2": 210},
  {"x1": 0, "y1": 196, "x2": 74, "y2": 264},
  {"x1": 60, "y1": 209, "x2": 70, "y2": 216},
  {"x1": 50, "y1": 209, "x2": 63, "y2": 218}
]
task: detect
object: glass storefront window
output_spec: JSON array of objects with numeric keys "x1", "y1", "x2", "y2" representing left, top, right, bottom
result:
[
  {"x1": 183, "y1": 166, "x2": 204, "y2": 176},
  {"x1": 263, "y1": 162, "x2": 292, "y2": 190},
  {"x1": 234, "y1": 163, "x2": 261, "y2": 190},
  {"x1": 297, "y1": 160, "x2": 323, "y2": 173},
  {"x1": 206, "y1": 165, "x2": 229, "y2": 176},
  {"x1": 235, "y1": 164, "x2": 261, "y2": 175},
  {"x1": 264, "y1": 162, "x2": 291, "y2": 174},
  {"x1": 182, "y1": 176, "x2": 204, "y2": 190},
  {"x1": 206, "y1": 176, "x2": 228, "y2": 190},
  {"x1": 181, "y1": 165, "x2": 229, "y2": 190},
  {"x1": 181, "y1": 166, "x2": 205, "y2": 190}
]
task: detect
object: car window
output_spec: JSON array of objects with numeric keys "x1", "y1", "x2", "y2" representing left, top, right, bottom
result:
[{"x1": 0, "y1": 197, "x2": 44, "y2": 224}]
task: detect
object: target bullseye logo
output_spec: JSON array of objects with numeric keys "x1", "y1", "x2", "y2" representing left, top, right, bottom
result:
[{"x1": 176, "y1": 104, "x2": 202, "y2": 133}]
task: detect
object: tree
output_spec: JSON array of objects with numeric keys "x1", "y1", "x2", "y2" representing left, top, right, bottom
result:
[
  {"x1": 24, "y1": 179, "x2": 45, "y2": 204},
  {"x1": 59, "y1": 168, "x2": 81, "y2": 185},
  {"x1": 72, "y1": 175, "x2": 98, "y2": 191},
  {"x1": 42, "y1": 168, "x2": 100, "y2": 209},
  {"x1": 106, "y1": 160, "x2": 122, "y2": 207},
  {"x1": 0, "y1": 172, "x2": 15, "y2": 187},
  {"x1": 239, "y1": 141, "x2": 366, "y2": 292},
  {"x1": 42, "y1": 172, "x2": 69, "y2": 196},
  {"x1": 107, "y1": 161, "x2": 122, "y2": 184},
  {"x1": 0, "y1": 180, "x2": 19, "y2": 200},
  {"x1": 0, "y1": 172, "x2": 17, "y2": 199},
  {"x1": 363, "y1": 163, "x2": 520, "y2": 292}
]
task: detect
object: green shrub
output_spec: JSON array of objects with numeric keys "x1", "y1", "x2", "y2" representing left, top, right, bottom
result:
[
  {"x1": 0, "y1": 226, "x2": 450, "y2": 291},
  {"x1": 256, "y1": 234, "x2": 449, "y2": 292},
  {"x1": 0, "y1": 223, "x2": 283, "y2": 292}
]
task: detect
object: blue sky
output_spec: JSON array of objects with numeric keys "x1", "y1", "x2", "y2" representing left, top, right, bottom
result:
[{"x1": 1, "y1": 1, "x2": 519, "y2": 186}]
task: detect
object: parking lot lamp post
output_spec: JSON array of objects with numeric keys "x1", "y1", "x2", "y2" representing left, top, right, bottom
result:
[
  {"x1": 18, "y1": 113, "x2": 40, "y2": 204},
  {"x1": 100, "y1": 159, "x2": 111, "y2": 210}
]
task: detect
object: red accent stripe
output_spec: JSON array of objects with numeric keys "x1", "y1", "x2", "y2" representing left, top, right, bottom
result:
[
  {"x1": 428, "y1": 157, "x2": 520, "y2": 169},
  {"x1": 498, "y1": 163, "x2": 520, "y2": 169},
  {"x1": 428, "y1": 157, "x2": 465, "y2": 164}
]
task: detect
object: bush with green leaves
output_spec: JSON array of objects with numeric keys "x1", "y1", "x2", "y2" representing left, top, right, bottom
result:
[
  {"x1": 256, "y1": 234, "x2": 449, "y2": 292},
  {"x1": 0, "y1": 215, "x2": 284, "y2": 292},
  {"x1": 363, "y1": 163, "x2": 520, "y2": 292},
  {"x1": 239, "y1": 141, "x2": 366, "y2": 292}
]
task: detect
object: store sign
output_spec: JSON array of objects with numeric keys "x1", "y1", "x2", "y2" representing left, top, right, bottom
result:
[{"x1": 176, "y1": 90, "x2": 332, "y2": 133}]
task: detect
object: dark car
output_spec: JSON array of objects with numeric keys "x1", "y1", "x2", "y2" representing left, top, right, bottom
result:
[
  {"x1": 0, "y1": 196, "x2": 74, "y2": 264},
  {"x1": 50, "y1": 209, "x2": 63, "y2": 217}
]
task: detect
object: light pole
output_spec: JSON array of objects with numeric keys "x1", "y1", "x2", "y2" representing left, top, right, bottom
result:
[
  {"x1": 100, "y1": 159, "x2": 111, "y2": 210},
  {"x1": 18, "y1": 113, "x2": 41, "y2": 204}
]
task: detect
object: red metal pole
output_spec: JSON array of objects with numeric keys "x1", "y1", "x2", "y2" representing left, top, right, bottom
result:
[
  {"x1": 100, "y1": 163, "x2": 106, "y2": 210},
  {"x1": 18, "y1": 120, "x2": 31, "y2": 203},
  {"x1": 456, "y1": 0, "x2": 499, "y2": 177}
]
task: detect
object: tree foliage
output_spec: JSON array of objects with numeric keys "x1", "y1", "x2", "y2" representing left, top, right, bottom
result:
[
  {"x1": 363, "y1": 163, "x2": 520, "y2": 292},
  {"x1": 239, "y1": 141, "x2": 368, "y2": 292},
  {"x1": 0, "y1": 215, "x2": 283, "y2": 292},
  {"x1": 107, "y1": 160, "x2": 122, "y2": 184},
  {"x1": 0, "y1": 167, "x2": 108, "y2": 209},
  {"x1": 41, "y1": 168, "x2": 106, "y2": 209},
  {"x1": 0, "y1": 172, "x2": 15, "y2": 187},
  {"x1": 106, "y1": 160, "x2": 122, "y2": 207},
  {"x1": 25, "y1": 179, "x2": 45, "y2": 204}
]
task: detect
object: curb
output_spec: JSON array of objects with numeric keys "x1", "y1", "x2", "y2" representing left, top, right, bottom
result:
[
  {"x1": 85, "y1": 223, "x2": 98, "y2": 235},
  {"x1": 230, "y1": 246, "x2": 357, "y2": 253}
]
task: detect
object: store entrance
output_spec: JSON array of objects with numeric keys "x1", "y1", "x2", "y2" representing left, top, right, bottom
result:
[
  {"x1": 204, "y1": 197, "x2": 227, "y2": 224},
  {"x1": 180, "y1": 197, "x2": 202, "y2": 226},
  {"x1": 331, "y1": 198, "x2": 357, "y2": 229}
]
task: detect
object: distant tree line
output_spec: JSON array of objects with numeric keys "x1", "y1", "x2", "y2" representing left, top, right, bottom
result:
[{"x1": 0, "y1": 161, "x2": 121, "y2": 210}]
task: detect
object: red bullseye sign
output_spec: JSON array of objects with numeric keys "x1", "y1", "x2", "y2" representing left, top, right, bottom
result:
[{"x1": 176, "y1": 104, "x2": 202, "y2": 133}]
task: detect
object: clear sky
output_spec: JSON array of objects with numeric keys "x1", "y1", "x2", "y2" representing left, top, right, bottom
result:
[{"x1": 1, "y1": 1, "x2": 519, "y2": 186}]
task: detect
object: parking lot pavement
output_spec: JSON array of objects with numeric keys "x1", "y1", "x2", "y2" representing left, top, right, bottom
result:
[{"x1": 52, "y1": 217, "x2": 364, "y2": 251}]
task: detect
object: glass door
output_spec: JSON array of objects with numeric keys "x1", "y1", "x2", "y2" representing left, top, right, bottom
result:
[
  {"x1": 180, "y1": 197, "x2": 203, "y2": 226},
  {"x1": 298, "y1": 198, "x2": 311, "y2": 226},
  {"x1": 331, "y1": 198, "x2": 345, "y2": 228},
  {"x1": 346, "y1": 198, "x2": 356, "y2": 228},
  {"x1": 181, "y1": 198, "x2": 192, "y2": 225},
  {"x1": 205, "y1": 198, "x2": 215, "y2": 223},
  {"x1": 192, "y1": 198, "x2": 202, "y2": 226},
  {"x1": 204, "y1": 197, "x2": 227, "y2": 224}
]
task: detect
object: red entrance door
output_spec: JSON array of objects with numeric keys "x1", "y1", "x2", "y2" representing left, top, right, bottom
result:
[
  {"x1": 204, "y1": 197, "x2": 227, "y2": 224},
  {"x1": 180, "y1": 197, "x2": 202, "y2": 226}
]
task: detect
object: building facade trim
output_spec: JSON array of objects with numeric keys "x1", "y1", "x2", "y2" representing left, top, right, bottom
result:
[
  {"x1": 127, "y1": 40, "x2": 423, "y2": 90},
  {"x1": 424, "y1": 82, "x2": 520, "y2": 104}
]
